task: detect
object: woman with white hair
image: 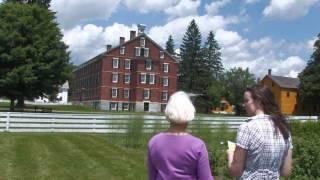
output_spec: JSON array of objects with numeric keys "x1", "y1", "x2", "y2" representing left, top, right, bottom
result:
[{"x1": 147, "y1": 91, "x2": 214, "y2": 180}]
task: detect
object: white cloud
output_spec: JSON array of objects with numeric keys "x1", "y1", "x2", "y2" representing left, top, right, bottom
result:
[
  {"x1": 63, "y1": 23, "x2": 136, "y2": 65},
  {"x1": 308, "y1": 36, "x2": 318, "y2": 50},
  {"x1": 165, "y1": 0, "x2": 201, "y2": 19},
  {"x1": 263, "y1": 0, "x2": 319, "y2": 20},
  {"x1": 123, "y1": 0, "x2": 178, "y2": 13},
  {"x1": 50, "y1": 0, "x2": 121, "y2": 29},
  {"x1": 205, "y1": 0, "x2": 231, "y2": 15}
]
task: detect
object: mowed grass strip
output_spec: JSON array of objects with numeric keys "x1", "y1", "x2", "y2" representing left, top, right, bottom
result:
[{"x1": 0, "y1": 133, "x2": 147, "y2": 180}]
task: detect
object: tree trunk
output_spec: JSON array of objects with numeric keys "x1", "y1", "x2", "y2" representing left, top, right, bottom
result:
[
  {"x1": 16, "y1": 96, "x2": 25, "y2": 111},
  {"x1": 10, "y1": 97, "x2": 15, "y2": 112}
]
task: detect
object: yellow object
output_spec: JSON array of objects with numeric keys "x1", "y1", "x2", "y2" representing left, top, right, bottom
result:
[{"x1": 228, "y1": 141, "x2": 236, "y2": 151}]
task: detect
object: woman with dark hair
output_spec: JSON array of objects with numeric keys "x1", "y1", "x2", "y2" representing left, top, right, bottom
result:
[{"x1": 227, "y1": 84, "x2": 293, "y2": 179}]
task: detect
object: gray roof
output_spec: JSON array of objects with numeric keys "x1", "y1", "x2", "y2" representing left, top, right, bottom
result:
[{"x1": 269, "y1": 75, "x2": 300, "y2": 89}]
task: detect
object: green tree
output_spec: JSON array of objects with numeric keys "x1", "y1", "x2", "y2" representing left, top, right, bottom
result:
[
  {"x1": 179, "y1": 19, "x2": 203, "y2": 93},
  {"x1": 165, "y1": 35, "x2": 175, "y2": 54},
  {"x1": 203, "y1": 31, "x2": 224, "y2": 80},
  {"x1": 0, "y1": 2, "x2": 72, "y2": 111},
  {"x1": 4, "y1": 0, "x2": 51, "y2": 8},
  {"x1": 223, "y1": 67, "x2": 255, "y2": 115},
  {"x1": 298, "y1": 33, "x2": 320, "y2": 115}
]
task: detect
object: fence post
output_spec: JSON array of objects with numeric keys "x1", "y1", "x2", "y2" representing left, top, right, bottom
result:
[{"x1": 5, "y1": 112, "x2": 10, "y2": 132}]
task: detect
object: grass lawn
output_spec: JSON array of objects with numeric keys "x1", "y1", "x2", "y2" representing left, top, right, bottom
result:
[{"x1": 0, "y1": 133, "x2": 148, "y2": 180}]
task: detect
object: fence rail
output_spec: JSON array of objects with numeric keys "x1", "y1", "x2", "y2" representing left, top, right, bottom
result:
[{"x1": 0, "y1": 112, "x2": 318, "y2": 133}]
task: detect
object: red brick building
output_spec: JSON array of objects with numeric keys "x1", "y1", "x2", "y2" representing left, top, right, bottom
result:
[{"x1": 71, "y1": 25, "x2": 178, "y2": 112}]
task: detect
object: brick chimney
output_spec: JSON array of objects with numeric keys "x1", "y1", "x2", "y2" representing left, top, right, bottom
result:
[
  {"x1": 268, "y1": 69, "x2": 272, "y2": 76},
  {"x1": 106, "y1": 44, "x2": 112, "y2": 51},
  {"x1": 130, "y1": 30, "x2": 136, "y2": 40},
  {"x1": 120, "y1": 37, "x2": 125, "y2": 45}
]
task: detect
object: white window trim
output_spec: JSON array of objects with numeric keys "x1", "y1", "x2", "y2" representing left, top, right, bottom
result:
[
  {"x1": 124, "y1": 73, "x2": 131, "y2": 84},
  {"x1": 135, "y1": 47, "x2": 141, "y2": 56},
  {"x1": 124, "y1": 88, "x2": 130, "y2": 99},
  {"x1": 140, "y1": 37, "x2": 145, "y2": 47},
  {"x1": 149, "y1": 74, "x2": 155, "y2": 84},
  {"x1": 124, "y1": 59, "x2": 131, "y2": 69},
  {"x1": 120, "y1": 47, "x2": 125, "y2": 55},
  {"x1": 162, "y1": 91, "x2": 168, "y2": 101},
  {"x1": 112, "y1": 58, "x2": 119, "y2": 68},
  {"x1": 112, "y1": 73, "x2": 118, "y2": 83},
  {"x1": 110, "y1": 102, "x2": 117, "y2": 110},
  {"x1": 144, "y1": 89, "x2": 150, "y2": 100},
  {"x1": 160, "y1": 51, "x2": 164, "y2": 59},
  {"x1": 145, "y1": 59, "x2": 152, "y2": 70},
  {"x1": 163, "y1": 77, "x2": 169, "y2": 86},
  {"x1": 111, "y1": 88, "x2": 118, "y2": 98},
  {"x1": 122, "y1": 103, "x2": 129, "y2": 110},
  {"x1": 140, "y1": 73, "x2": 146, "y2": 84},
  {"x1": 144, "y1": 48, "x2": 149, "y2": 57},
  {"x1": 163, "y1": 63, "x2": 169, "y2": 73}
]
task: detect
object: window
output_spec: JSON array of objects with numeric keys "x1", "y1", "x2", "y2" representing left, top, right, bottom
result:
[
  {"x1": 145, "y1": 59, "x2": 152, "y2": 70},
  {"x1": 120, "y1": 47, "x2": 125, "y2": 55},
  {"x1": 140, "y1": 73, "x2": 146, "y2": 84},
  {"x1": 122, "y1": 103, "x2": 129, "y2": 111},
  {"x1": 143, "y1": 89, "x2": 150, "y2": 99},
  {"x1": 162, "y1": 91, "x2": 168, "y2": 101},
  {"x1": 140, "y1": 37, "x2": 145, "y2": 47},
  {"x1": 112, "y1": 73, "x2": 118, "y2": 83},
  {"x1": 163, "y1": 77, "x2": 169, "y2": 86},
  {"x1": 149, "y1": 74, "x2": 155, "y2": 84},
  {"x1": 160, "y1": 51, "x2": 164, "y2": 59},
  {"x1": 135, "y1": 47, "x2": 141, "y2": 56},
  {"x1": 112, "y1": 58, "x2": 119, "y2": 68},
  {"x1": 124, "y1": 59, "x2": 131, "y2": 69},
  {"x1": 287, "y1": 92, "x2": 290, "y2": 98},
  {"x1": 110, "y1": 102, "x2": 118, "y2": 110},
  {"x1": 163, "y1": 63, "x2": 169, "y2": 73},
  {"x1": 124, "y1": 89, "x2": 130, "y2": 99},
  {"x1": 124, "y1": 74, "x2": 130, "y2": 84},
  {"x1": 111, "y1": 88, "x2": 118, "y2": 98},
  {"x1": 144, "y1": 48, "x2": 149, "y2": 57}
]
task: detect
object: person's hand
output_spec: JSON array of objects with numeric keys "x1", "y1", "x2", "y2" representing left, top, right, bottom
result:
[{"x1": 226, "y1": 149, "x2": 234, "y2": 165}]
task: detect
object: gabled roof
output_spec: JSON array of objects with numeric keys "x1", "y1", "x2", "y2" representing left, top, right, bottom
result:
[
  {"x1": 76, "y1": 33, "x2": 177, "y2": 70},
  {"x1": 266, "y1": 75, "x2": 300, "y2": 89}
]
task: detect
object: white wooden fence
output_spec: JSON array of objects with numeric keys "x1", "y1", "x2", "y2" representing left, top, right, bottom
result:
[{"x1": 0, "y1": 112, "x2": 318, "y2": 133}]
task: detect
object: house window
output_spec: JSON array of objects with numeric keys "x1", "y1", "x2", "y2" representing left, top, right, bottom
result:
[
  {"x1": 111, "y1": 88, "x2": 118, "y2": 98},
  {"x1": 112, "y1": 73, "x2": 118, "y2": 83},
  {"x1": 124, "y1": 74, "x2": 130, "y2": 84},
  {"x1": 162, "y1": 91, "x2": 168, "y2": 101},
  {"x1": 120, "y1": 47, "x2": 125, "y2": 55},
  {"x1": 163, "y1": 63, "x2": 169, "y2": 73},
  {"x1": 149, "y1": 74, "x2": 155, "y2": 84},
  {"x1": 135, "y1": 47, "x2": 141, "y2": 56},
  {"x1": 144, "y1": 48, "x2": 149, "y2": 57},
  {"x1": 140, "y1": 73, "x2": 146, "y2": 84},
  {"x1": 160, "y1": 51, "x2": 164, "y2": 59},
  {"x1": 110, "y1": 102, "x2": 118, "y2": 110},
  {"x1": 140, "y1": 37, "x2": 145, "y2": 47},
  {"x1": 124, "y1": 89, "x2": 130, "y2": 99},
  {"x1": 143, "y1": 89, "x2": 150, "y2": 100},
  {"x1": 124, "y1": 59, "x2": 131, "y2": 69},
  {"x1": 112, "y1": 58, "x2": 119, "y2": 68},
  {"x1": 163, "y1": 77, "x2": 168, "y2": 86},
  {"x1": 145, "y1": 59, "x2": 152, "y2": 70},
  {"x1": 287, "y1": 92, "x2": 290, "y2": 98},
  {"x1": 122, "y1": 103, "x2": 129, "y2": 111}
]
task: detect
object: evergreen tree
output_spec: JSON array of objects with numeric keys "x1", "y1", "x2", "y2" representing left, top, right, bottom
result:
[
  {"x1": 298, "y1": 33, "x2": 320, "y2": 114},
  {"x1": 0, "y1": 2, "x2": 72, "y2": 111},
  {"x1": 165, "y1": 35, "x2": 175, "y2": 54},
  {"x1": 5, "y1": 0, "x2": 51, "y2": 8},
  {"x1": 179, "y1": 19, "x2": 203, "y2": 93},
  {"x1": 203, "y1": 31, "x2": 224, "y2": 79}
]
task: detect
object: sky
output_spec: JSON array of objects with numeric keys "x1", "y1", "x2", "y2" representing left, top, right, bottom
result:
[{"x1": 2, "y1": 0, "x2": 320, "y2": 78}]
